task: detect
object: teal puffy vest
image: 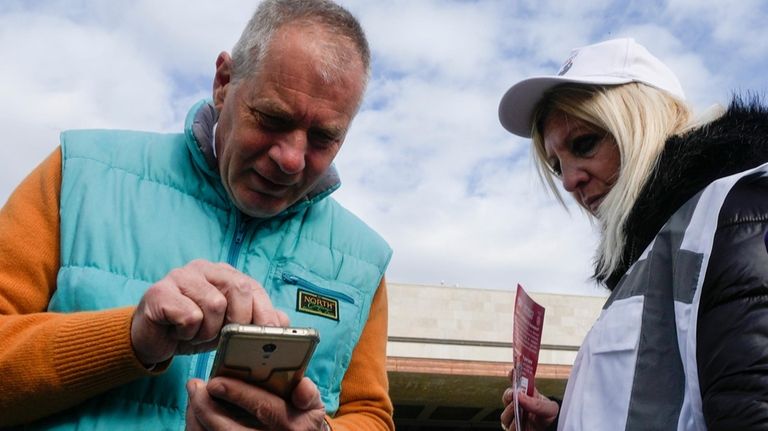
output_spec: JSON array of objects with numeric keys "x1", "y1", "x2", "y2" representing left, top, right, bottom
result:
[{"x1": 35, "y1": 101, "x2": 391, "y2": 430}]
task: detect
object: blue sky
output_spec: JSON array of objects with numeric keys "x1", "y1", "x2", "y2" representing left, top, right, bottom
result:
[{"x1": 1, "y1": 0, "x2": 766, "y2": 297}]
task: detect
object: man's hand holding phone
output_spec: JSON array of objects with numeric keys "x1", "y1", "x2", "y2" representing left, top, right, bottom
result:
[
  {"x1": 130, "y1": 259, "x2": 326, "y2": 429},
  {"x1": 186, "y1": 374, "x2": 327, "y2": 430},
  {"x1": 185, "y1": 324, "x2": 325, "y2": 430}
]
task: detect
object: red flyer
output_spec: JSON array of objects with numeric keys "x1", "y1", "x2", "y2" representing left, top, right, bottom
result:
[{"x1": 512, "y1": 284, "x2": 545, "y2": 430}]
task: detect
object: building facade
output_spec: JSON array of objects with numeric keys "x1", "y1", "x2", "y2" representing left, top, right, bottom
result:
[{"x1": 386, "y1": 283, "x2": 606, "y2": 430}]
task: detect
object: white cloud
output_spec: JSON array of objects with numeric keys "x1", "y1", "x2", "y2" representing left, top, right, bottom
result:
[
  {"x1": 666, "y1": 0, "x2": 768, "y2": 59},
  {"x1": 0, "y1": 11, "x2": 174, "y2": 201},
  {"x1": 3, "y1": 0, "x2": 767, "y2": 299},
  {"x1": 116, "y1": 0, "x2": 256, "y2": 77},
  {"x1": 350, "y1": 0, "x2": 503, "y2": 80}
]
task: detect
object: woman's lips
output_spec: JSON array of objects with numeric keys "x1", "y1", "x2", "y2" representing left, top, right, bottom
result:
[{"x1": 585, "y1": 195, "x2": 605, "y2": 214}]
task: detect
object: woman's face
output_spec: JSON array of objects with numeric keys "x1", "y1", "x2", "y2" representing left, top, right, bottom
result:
[{"x1": 541, "y1": 110, "x2": 621, "y2": 215}]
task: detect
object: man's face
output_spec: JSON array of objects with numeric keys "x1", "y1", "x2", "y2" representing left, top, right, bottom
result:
[{"x1": 213, "y1": 25, "x2": 365, "y2": 218}]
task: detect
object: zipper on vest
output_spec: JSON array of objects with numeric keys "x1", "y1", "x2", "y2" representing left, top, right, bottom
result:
[
  {"x1": 198, "y1": 212, "x2": 248, "y2": 381},
  {"x1": 194, "y1": 350, "x2": 211, "y2": 381},
  {"x1": 227, "y1": 213, "x2": 248, "y2": 266},
  {"x1": 282, "y1": 272, "x2": 355, "y2": 304}
]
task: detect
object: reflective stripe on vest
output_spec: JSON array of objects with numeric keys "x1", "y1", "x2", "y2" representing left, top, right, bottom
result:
[{"x1": 559, "y1": 162, "x2": 768, "y2": 431}]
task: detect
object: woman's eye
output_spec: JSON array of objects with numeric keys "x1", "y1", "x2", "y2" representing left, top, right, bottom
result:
[
  {"x1": 549, "y1": 161, "x2": 562, "y2": 177},
  {"x1": 571, "y1": 134, "x2": 599, "y2": 156}
]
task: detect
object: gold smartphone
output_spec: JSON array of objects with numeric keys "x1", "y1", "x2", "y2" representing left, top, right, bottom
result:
[{"x1": 209, "y1": 324, "x2": 319, "y2": 399}]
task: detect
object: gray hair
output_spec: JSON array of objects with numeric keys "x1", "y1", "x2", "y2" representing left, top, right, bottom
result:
[{"x1": 231, "y1": 0, "x2": 371, "y2": 85}]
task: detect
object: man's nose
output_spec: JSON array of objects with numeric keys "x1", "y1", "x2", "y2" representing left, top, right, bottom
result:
[{"x1": 269, "y1": 131, "x2": 307, "y2": 174}]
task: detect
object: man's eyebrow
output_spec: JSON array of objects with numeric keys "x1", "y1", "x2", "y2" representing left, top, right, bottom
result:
[{"x1": 250, "y1": 99, "x2": 292, "y2": 118}]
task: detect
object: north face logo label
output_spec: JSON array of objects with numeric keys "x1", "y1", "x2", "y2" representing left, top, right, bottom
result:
[{"x1": 297, "y1": 289, "x2": 339, "y2": 321}]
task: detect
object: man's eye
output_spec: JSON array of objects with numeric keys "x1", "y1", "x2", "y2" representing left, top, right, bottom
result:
[
  {"x1": 310, "y1": 133, "x2": 336, "y2": 147},
  {"x1": 309, "y1": 130, "x2": 338, "y2": 148},
  {"x1": 571, "y1": 134, "x2": 599, "y2": 156},
  {"x1": 256, "y1": 112, "x2": 288, "y2": 130}
]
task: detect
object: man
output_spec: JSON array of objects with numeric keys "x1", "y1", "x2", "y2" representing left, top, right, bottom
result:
[{"x1": 0, "y1": 1, "x2": 393, "y2": 430}]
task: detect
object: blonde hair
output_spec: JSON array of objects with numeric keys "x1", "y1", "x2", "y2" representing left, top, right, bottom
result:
[{"x1": 531, "y1": 83, "x2": 693, "y2": 281}]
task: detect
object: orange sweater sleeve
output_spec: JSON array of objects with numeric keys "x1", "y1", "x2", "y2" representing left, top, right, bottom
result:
[
  {"x1": 327, "y1": 277, "x2": 395, "y2": 431},
  {"x1": 0, "y1": 148, "x2": 153, "y2": 426}
]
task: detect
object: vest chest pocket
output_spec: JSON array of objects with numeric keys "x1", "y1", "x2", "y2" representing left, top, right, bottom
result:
[
  {"x1": 272, "y1": 264, "x2": 362, "y2": 325},
  {"x1": 591, "y1": 296, "x2": 643, "y2": 354},
  {"x1": 569, "y1": 296, "x2": 644, "y2": 431},
  {"x1": 266, "y1": 261, "x2": 366, "y2": 405},
  {"x1": 282, "y1": 272, "x2": 356, "y2": 319}
]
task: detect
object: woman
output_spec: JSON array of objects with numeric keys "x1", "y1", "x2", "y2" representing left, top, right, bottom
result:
[{"x1": 497, "y1": 38, "x2": 768, "y2": 430}]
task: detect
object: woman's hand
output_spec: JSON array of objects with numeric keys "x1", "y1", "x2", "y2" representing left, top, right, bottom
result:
[{"x1": 500, "y1": 385, "x2": 559, "y2": 431}]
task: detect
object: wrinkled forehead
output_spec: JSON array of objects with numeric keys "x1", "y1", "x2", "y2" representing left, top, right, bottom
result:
[{"x1": 276, "y1": 23, "x2": 365, "y2": 82}]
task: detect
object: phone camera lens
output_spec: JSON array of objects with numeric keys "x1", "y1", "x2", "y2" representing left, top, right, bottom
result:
[{"x1": 262, "y1": 343, "x2": 277, "y2": 353}]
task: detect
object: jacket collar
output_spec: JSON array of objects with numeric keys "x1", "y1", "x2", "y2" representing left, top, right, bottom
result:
[{"x1": 604, "y1": 97, "x2": 768, "y2": 288}]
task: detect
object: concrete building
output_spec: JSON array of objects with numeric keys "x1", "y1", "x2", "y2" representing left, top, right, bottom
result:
[{"x1": 386, "y1": 282, "x2": 606, "y2": 430}]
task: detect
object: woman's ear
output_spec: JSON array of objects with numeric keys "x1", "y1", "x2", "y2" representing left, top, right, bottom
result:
[{"x1": 213, "y1": 52, "x2": 233, "y2": 110}]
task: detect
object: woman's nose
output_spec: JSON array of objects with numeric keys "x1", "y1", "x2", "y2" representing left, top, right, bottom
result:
[{"x1": 560, "y1": 162, "x2": 589, "y2": 192}]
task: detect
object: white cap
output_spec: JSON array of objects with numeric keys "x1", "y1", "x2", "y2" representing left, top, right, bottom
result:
[{"x1": 498, "y1": 38, "x2": 685, "y2": 138}]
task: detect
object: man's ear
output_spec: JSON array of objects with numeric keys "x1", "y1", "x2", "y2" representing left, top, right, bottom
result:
[{"x1": 213, "y1": 52, "x2": 233, "y2": 110}]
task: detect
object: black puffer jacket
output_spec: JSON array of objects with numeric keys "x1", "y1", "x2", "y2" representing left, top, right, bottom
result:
[{"x1": 606, "y1": 98, "x2": 768, "y2": 430}]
